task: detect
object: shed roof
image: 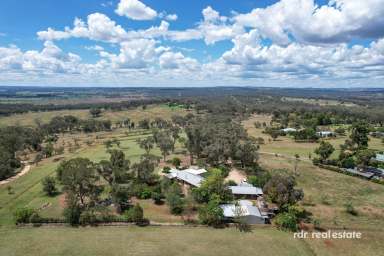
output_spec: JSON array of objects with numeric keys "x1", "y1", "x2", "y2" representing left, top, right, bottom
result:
[
  {"x1": 344, "y1": 168, "x2": 375, "y2": 179},
  {"x1": 166, "y1": 169, "x2": 204, "y2": 187},
  {"x1": 220, "y1": 200, "x2": 265, "y2": 218},
  {"x1": 183, "y1": 168, "x2": 207, "y2": 176},
  {"x1": 229, "y1": 185, "x2": 263, "y2": 195},
  {"x1": 317, "y1": 131, "x2": 334, "y2": 135},
  {"x1": 375, "y1": 154, "x2": 384, "y2": 162},
  {"x1": 282, "y1": 128, "x2": 297, "y2": 132}
]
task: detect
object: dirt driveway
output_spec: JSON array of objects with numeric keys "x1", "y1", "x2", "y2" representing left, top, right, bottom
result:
[
  {"x1": 0, "y1": 163, "x2": 31, "y2": 186},
  {"x1": 225, "y1": 169, "x2": 247, "y2": 184}
]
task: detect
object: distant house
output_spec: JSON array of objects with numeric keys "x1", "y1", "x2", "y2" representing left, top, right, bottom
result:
[
  {"x1": 375, "y1": 154, "x2": 384, "y2": 162},
  {"x1": 166, "y1": 169, "x2": 205, "y2": 187},
  {"x1": 229, "y1": 182, "x2": 263, "y2": 199},
  {"x1": 316, "y1": 131, "x2": 335, "y2": 137},
  {"x1": 282, "y1": 128, "x2": 297, "y2": 133},
  {"x1": 370, "y1": 131, "x2": 384, "y2": 138},
  {"x1": 365, "y1": 167, "x2": 384, "y2": 179},
  {"x1": 220, "y1": 200, "x2": 269, "y2": 224},
  {"x1": 344, "y1": 168, "x2": 375, "y2": 179}
]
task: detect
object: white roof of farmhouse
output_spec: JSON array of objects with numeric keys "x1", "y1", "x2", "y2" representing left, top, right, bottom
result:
[
  {"x1": 282, "y1": 128, "x2": 297, "y2": 132},
  {"x1": 229, "y1": 183, "x2": 263, "y2": 195},
  {"x1": 317, "y1": 131, "x2": 334, "y2": 134},
  {"x1": 183, "y1": 167, "x2": 207, "y2": 176},
  {"x1": 166, "y1": 169, "x2": 205, "y2": 187},
  {"x1": 376, "y1": 154, "x2": 384, "y2": 162},
  {"x1": 220, "y1": 200, "x2": 265, "y2": 218}
]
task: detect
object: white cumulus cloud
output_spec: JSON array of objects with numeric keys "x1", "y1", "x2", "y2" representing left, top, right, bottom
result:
[
  {"x1": 115, "y1": 0, "x2": 157, "y2": 20},
  {"x1": 234, "y1": 0, "x2": 384, "y2": 45}
]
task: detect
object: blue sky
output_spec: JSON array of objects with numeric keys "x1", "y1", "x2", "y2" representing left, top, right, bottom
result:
[{"x1": 0, "y1": 0, "x2": 383, "y2": 87}]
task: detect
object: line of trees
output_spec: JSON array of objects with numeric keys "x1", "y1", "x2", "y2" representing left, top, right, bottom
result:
[{"x1": 0, "y1": 126, "x2": 43, "y2": 180}]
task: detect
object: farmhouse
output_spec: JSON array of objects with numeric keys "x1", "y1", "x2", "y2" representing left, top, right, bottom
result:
[
  {"x1": 370, "y1": 131, "x2": 384, "y2": 138},
  {"x1": 166, "y1": 168, "x2": 205, "y2": 187},
  {"x1": 375, "y1": 154, "x2": 384, "y2": 162},
  {"x1": 181, "y1": 167, "x2": 208, "y2": 176},
  {"x1": 229, "y1": 182, "x2": 263, "y2": 199},
  {"x1": 316, "y1": 131, "x2": 335, "y2": 137},
  {"x1": 220, "y1": 200, "x2": 269, "y2": 224},
  {"x1": 282, "y1": 128, "x2": 297, "y2": 133}
]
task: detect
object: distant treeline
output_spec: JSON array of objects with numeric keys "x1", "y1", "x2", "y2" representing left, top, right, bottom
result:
[
  {"x1": 0, "y1": 98, "x2": 173, "y2": 116},
  {"x1": 194, "y1": 94, "x2": 384, "y2": 126},
  {"x1": 1, "y1": 86, "x2": 384, "y2": 125}
]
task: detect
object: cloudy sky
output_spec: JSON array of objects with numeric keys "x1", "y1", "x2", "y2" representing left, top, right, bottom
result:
[{"x1": 0, "y1": 0, "x2": 384, "y2": 87}]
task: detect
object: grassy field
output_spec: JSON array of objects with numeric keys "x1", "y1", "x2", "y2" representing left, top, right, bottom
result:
[
  {"x1": 0, "y1": 104, "x2": 191, "y2": 127},
  {"x1": 0, "y1": 226, "x2": 316, "y2": 256},
  {"x1": 1, "y1": 225, "x2": 383, "y2": 256},
  {"x1": 0, "y1": 127, "x2": 188, "y2": 226},
  {"x1": 244, "y1": 115, "x2": 384, "y2": 230},
  {"x1": 259, "y1": 154, "x2": 384, "y2": 231}
]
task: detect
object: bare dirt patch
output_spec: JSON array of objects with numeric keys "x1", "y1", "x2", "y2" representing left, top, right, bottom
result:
[
  {"x1": 225, "y1": 169, "x2": 247, "y2": 184},
  {"x1": 58, "y1": 193, "x2": 67, "y2": 208}
]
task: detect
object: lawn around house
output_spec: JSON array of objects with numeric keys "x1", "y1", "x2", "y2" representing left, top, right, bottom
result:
[
  {"x1": 1, "y1": 226, "x2": 383, "y2": 256},
  {"x1": 258, "y1": 154, "x2": 384, "y2": 231},
  {"x1": 0, "y1": 226, "x2": 316, "y2": 256}
]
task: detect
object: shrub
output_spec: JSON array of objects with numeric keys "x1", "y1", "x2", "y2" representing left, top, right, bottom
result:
[
  {"x1": 139, "y1": 188, "x2": 152, "y2": 199},
  {"x1": 171, "y1": 157, "x2": 181, "y2": 168},
  {"x1": 13, "y1": 207, "x2": 36, "y2": 224},
  {"x1": 151, "y1": 192, "x2": 164, "y2": 205},
  {"x1": 263, "y1": 174, "x2": 304, "y2": 207},
  {"x1": 216, "y1": 165, "x2": 230, "y2": 177},
  {"x1": 162, "y1": 166, "x2": 171, "y2": 173},
  {"x1": 287, "y1": 205, "x2": 306, "y2": 220},
  {"x1": 42, "y1": 176, "x2": 57, "y2": 196},
  {"x1": 133, "y1": 184, "x2": 153, "y2": 199},
  {"x1": 340, "y1": 157, "x2": 355, "y2": 169},
  {"x1": 79, "y1": 210, "x2": 97, "y2": 226},
  {"x1": 63, "y1": 204, "x2": 81, "y2": 226},
  {"x1": 166, "y1": 193, "x2": 184, "y2": 215},
  {"x1": 6, "y1": 186, "x2": 13, "y2": 195},
  {"x1": 313, "y1": 218, "x2": 321, "y2": 230},
  {"x1": 198, "y1": 198, "x2": 224, "y2": 227},
  {"x1": 248, "y1": 172, "x2": 271, "y2": 188},
  {"x1": 226, "y1": 180, "x2": 237, "y2": 186},
  {"x1": 274, "y1": 212, "x2": 298, "y2": 232},
  {"x1": 345, "y1": 202, "x2": 358, "y2": 216},
  {"x1": 244, "y1": 164, "x2": 264, "y2": 176},
  {"x1": 29, "y1": 212, "x2": 42, "y2": 225},
  {"x1": 125, "y1": 203, "x2": 144, "y2": 223}
]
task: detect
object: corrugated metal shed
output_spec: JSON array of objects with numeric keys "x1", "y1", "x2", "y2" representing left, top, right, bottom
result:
[
  {"x1": 229, "y1": 185, "x2": 263, "y2": 196},
  {"x1": 166, "y1": 169, "x2": 205, "y2": 187}
]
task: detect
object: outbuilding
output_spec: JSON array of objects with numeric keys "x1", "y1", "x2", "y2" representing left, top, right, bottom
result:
[
  {"x1": 229, "y1": 182, "x2": 263, "y2": 199},
  {"x1": 220, "y1": 200, "x2": 268, "y2": 224},
  {"x1": 166, "y1": 169, "x2": 205, "y2": 187}
]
